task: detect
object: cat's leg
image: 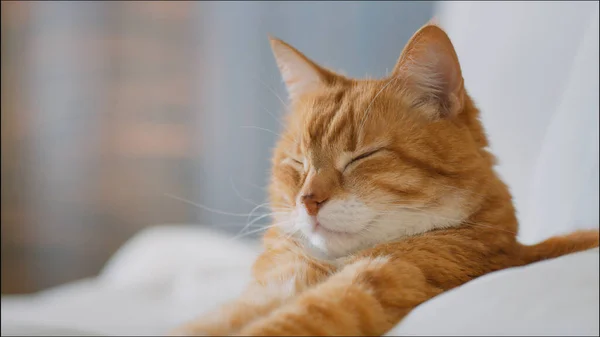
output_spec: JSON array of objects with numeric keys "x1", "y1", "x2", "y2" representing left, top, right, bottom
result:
[{"x1": 236, "y1": 256, "x2": 443, "y2": 336}]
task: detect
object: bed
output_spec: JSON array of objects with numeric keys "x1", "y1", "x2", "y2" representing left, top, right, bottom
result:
[{"x1": 1, "y1": 225, "x2": 598, "y2": 336}]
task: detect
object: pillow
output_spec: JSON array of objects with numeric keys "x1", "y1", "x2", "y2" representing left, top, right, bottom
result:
[{"x1": 387, "y1": 247, "x2": 600, "y2": 336}]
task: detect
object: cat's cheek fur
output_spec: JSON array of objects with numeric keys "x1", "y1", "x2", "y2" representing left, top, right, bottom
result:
[
  {"x1": 292, "y1": 193, "x2": 468, "y2": 259},
  {"x1": 317, "y1": 197, "x2": 375, "y2": 233},
  {"x1": 293, "y1": 196, "x2": 376, "y2": 258},
  {"x1": 273, "y1": 209, "x2": 297, "y2": 235},
  {"x1": 373, "y1": 195, "x2": 470, "y2": 239}
]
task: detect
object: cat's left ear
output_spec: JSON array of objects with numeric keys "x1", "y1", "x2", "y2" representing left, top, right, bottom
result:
[
  {"x1": 269, "y1": 36, "x2": 338, "y2": 102},
  {"x1": 391, "y1": 23, "x2": 465, "y2": 118}
]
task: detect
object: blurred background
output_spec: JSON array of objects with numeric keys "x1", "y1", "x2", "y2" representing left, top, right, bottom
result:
[
  {"x1": 1, "y1": 1, "x2": 598, "y2": 295},
  {"x1": 1, "y1": 1, "x2": 435, "y2": 294}
]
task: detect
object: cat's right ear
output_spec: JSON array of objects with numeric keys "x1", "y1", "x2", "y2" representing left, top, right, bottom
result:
[{"x1": 269, "y1": 36, "x2": 336, "y2": 102}]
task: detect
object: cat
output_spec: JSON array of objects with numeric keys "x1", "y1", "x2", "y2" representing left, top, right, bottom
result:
[{"x1": 170, "y1": 22, "x2": 600, "y2": 336}]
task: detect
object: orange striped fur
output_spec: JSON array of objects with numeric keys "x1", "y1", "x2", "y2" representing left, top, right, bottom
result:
[{"x1": 171, "y1": 23, "x2": 599, "y2": 336}]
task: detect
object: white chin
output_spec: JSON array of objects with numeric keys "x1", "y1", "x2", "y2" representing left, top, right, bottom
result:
[
  {"x1": 290, "y1": 196, "x2": 378, "y2": 259},
  {"x1": 302, "y1": 226, "x2": 365, "y2": 259}
]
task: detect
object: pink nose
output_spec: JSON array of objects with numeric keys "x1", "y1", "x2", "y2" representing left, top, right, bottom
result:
[{"x1": 301, "y1": 193, "x2": 328, "y2": 216}]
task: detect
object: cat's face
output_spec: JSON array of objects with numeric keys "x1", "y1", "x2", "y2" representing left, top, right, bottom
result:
[{"x1": 268, "y1": 24, "x2": 494, "y2": 259}]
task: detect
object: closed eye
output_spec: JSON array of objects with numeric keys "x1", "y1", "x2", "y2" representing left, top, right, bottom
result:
[
  {"x1": 344, "y1": 148, "x2": 383, "y2": 171},
  {"x1": 282, "y1": 157, "x2": 304, "y2": 170}
]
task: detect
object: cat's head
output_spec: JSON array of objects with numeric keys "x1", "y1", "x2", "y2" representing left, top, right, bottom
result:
[{"x1": 268, "y1": 23, "x2": 500, "y2": 259}]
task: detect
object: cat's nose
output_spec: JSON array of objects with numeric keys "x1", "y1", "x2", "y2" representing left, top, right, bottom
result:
[
  {"x1": 301, "y1": 193, "x2": 328, "y2": 216},
  {"x1": 299, "y1": 167, "x2": 337, "y2": 216}
]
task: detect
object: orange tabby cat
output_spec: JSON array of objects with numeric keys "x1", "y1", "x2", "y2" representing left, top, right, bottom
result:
[{"x1": 171, "y1": 23, "x2": 599, "y2": 336}]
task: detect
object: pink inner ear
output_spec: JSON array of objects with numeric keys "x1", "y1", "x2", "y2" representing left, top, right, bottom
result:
[
  {"x1": 392, "y1": 25, "x2": 464, "y2": 118},
  {"x1": 270, "y1": 38, "x2": 329, "y2": 100}
]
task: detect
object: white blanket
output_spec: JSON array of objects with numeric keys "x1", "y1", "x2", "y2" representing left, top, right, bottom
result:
[{"x1": 1, "y1": 225, "x2": 598, "y2": 336}]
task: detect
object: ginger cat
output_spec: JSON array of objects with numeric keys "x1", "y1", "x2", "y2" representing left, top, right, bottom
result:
[{"x1": 171, "y1": 23, "x2": 599, "y2": 336}]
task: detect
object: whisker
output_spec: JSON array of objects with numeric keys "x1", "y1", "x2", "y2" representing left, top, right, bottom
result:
[
  {"x1": 239, "y1": 125, "x2": 283, "y2": 138},
  {"x1": 251, "y1": 74, "x2": 289, "y2": 109},
  {"x1": 258, "y1": 101, "x2": 287, "y2": 130},
  {"x1": 164, "y1": 193, "x2": 275, "y2": 218},
  {"x1": 239, "y1": 125, "x2": 299, "y2": 146},
  {"x1": 228, "y1": 180, "x2": 293, "y2": 213},
  {"x1": 233, "y1": 178, "x2": 269, "y2": 192},
  {"x1": 246, "y1": 202, "x2": 271, "y2": 224},
  {"x1": 229, "y1": 177, "x2": 261, "y2": 207},
  {"x1": 230, "y1": 220, "x2": 291, "y2": 241},
  {"x1": 236, "y1": 212, "x2": 281, "y2": 239},
  {"x1": 244, "y1": 202, "x2": 291, "y2": 232}
]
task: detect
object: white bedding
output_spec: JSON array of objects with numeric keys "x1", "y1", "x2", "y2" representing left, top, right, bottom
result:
[{"x1": 1, "y1": 225, "x2": 598, "y2": 336}]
